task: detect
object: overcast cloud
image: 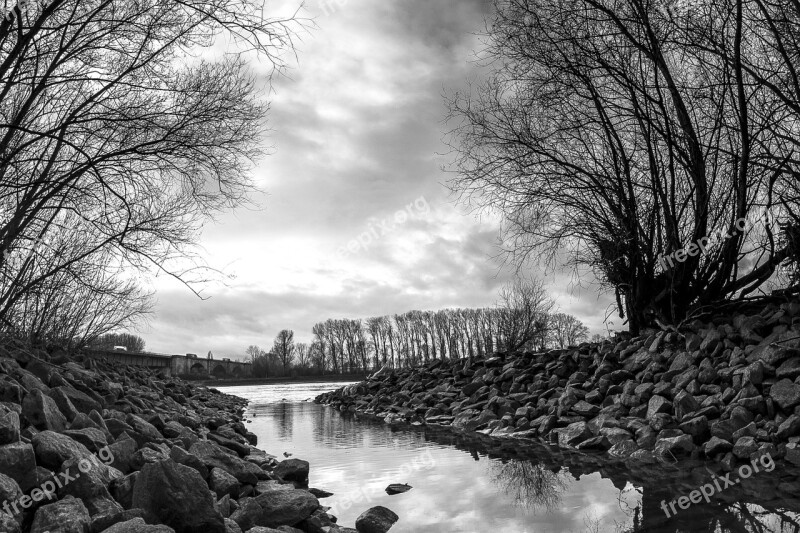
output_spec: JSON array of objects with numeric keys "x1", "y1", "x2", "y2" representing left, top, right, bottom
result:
[{"x1": 140, "y1": 0, "x2": 613, "y2": 357}]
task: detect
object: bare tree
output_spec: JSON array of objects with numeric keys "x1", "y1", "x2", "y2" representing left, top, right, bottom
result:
[
  {"x1": 549, "y1": 313, "x2": 590, "y2": 349},
  {"x1": 447, "y1": 0, "x2": 800, "y2": 333},
  {"x1": 0, "y1": 0, "x2": 302, "y2": 333},
  {"x1": 272, "y1": 329, "x2": 295, "y2": 374},
  {"x1": 497, "y1": 278, "x2": 553, "y2": 352}
]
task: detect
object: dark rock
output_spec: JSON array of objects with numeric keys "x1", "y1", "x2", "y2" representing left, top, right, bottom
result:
[
  {"x1": 273, "y1": 459, "x2": 310, "y2": 484},
  {"x1": 385, "y1": 483, "x2": 412, "y2": 495},
  {"x1": 132, "y1": 459, "x2": 225, "y2": 533},
  {"x1": 210, "y1": 467, "x2": 241, "y2": 499},
  {"x1": 190, "y1": 441, "x2": 266, "y2": 485},
  {"x1": 355, "y1": 506, "x2": 399, "y2": 533},
  {"x1": 63, "y1": 427, "x2": 108, "y2": 453},
  {"x1": 777, "y1": 357, "x2": 800, "y2": 380},
  {"x1": 230, "y1": 490, "x2": 319, "y2": 530},
  {"x1": 770, "y1": 379, "x2": 800, "y2": 410},
  {"x1": 654, "y1": 434, "x2": 695, "y2": 460},
  {"x1": 704, "y1": 436, "x2": 733, "y2": 456},
  {"x1": 733, "y1": 436, "x2": 760, "y2": 458},
  {"x1": 0, "y1": 410, "x2": 20, "y2": 444},
  {"x1": 32, "y1": 430, "x2": 93, "y2": 469},
  {"x1": 30, "y1": 496, "x2": 91, "y2": 533},
  {"x1": 0, "y1": 441, "x2": 36, "y2": 483},
  {"x1": 23, "y1": 389, "x2": 67, "y2": 432},
  {"x1": 101, "y1": 517, "x2": 176, "y2": 532}
]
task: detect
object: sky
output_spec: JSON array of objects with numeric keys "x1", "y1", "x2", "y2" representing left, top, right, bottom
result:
[{"x1": 140, "y1": 0, "x2": 615, "y2": 358}]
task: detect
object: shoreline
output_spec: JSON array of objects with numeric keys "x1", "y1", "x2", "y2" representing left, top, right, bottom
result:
[
  {"x1": 316, "y1": 300, "x2": 800, "y2": 474},
  {"x1": 0, "y1": 348, "x2": 381, "y2": 533}
]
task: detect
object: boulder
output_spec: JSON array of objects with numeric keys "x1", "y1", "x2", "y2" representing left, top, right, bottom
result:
[
  {"x1": 230, "y1": 489, "x2": 319, "y2": 530},
  {"x1": 189, "y1": 441, "x2": 266, "y2": 484},
  {"x1": 210, "y1": 467, "x2": 241, "y2": 499},
  {"x1": 63, "y1": 427, "x2": 108, "y2": 453},
  {"x1": 32, "y1": 430, "x2": 93, "y2": 469},
  {"x1": 0, "y1": 441, "x2": 36, "y2": 483},
  {"x1": 132, "y1": 459, "x2": 225, "y2": 533},
  {"x1": 355, "y1": 506, "x2": 399, "y2": 533},
  {"x1": 100, "y1": 517, "x2": 176, "y2": 532},
  {"x1": 273, "y1": 459, "x2": 310, "y2": 484},
  {"x1": 30, "y1": 496, "x2": 91, "y2": 533},
  {"x1": 0, "y1": 411, "x2": 19, "y2": 444},
  {"x1": 22, "y1": 389, "x2": 67, "y2": 432},
  {"x1": 654, "y1": 434, "x2": 695, "y2": 460}
]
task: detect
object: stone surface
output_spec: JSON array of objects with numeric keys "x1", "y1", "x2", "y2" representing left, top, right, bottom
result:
[
  {"x1": 30, "y1": 496, "x2": 91, "y2": 533},
  {"x1": 355, "y1": 506, "x2": 399, "y2": 533},
  {"x1": 132, "y1": 459, "x2": 225, "y2": 533}
]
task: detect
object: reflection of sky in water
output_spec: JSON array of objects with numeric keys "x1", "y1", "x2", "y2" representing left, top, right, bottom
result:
[{"x1": 218, "y1": 383, "x2": 800, "y2": 533}]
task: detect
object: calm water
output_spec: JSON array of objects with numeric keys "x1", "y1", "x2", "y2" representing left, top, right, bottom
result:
[{"x1": 218, "y1": 382, "x2": 800, "y2": 533}]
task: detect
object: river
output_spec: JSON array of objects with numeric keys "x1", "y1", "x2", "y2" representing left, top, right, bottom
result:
[{"x1": 218, "y1": 381, "x2": 800, "y2": 533}]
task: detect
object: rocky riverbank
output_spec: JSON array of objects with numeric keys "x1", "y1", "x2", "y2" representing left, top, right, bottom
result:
[
  {"x1": 316, "y1": 301, "x2": 800, "y2": 471},
  {"x1": 0, "y1": 343, "x2": 391, "y2": 533}
]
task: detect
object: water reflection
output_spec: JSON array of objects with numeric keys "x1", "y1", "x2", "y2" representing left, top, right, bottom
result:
[
  {"x1": 489, "y1": 460, "x2": 569, "y2": 511},
  {"x1": 220, "y1": 382, "x2": 800, "y2": 533}
]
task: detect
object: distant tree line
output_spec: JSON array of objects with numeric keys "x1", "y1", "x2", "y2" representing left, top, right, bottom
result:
[{"x1": 245, "y1": 279, "x2": 593, "y2": 377}]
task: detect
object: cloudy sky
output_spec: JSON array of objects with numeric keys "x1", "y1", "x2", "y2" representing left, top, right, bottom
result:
[{"x1": 141, "y1": 0, "x2": 614, "y2": 357}]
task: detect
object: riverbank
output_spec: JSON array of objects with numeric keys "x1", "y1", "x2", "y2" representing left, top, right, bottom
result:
[
  {"x1": 0, "y1": 345, "x2": 388, "y2": 533},
  {"x1": 316, "y1": 300, "x2": 800, "y2": 473}
]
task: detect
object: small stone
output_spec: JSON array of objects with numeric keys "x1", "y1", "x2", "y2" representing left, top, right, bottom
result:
[
  {"x1": 704, "y1": 437, "x2": 733, "y2": 456},
  {"x1": 733, "y1": 436, "x2": 760, "y2": 458}
]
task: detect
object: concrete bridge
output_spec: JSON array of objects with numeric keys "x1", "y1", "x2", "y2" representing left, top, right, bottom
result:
[{"x1": 86, "y1": 350, "x2": 253, "y2": 379}]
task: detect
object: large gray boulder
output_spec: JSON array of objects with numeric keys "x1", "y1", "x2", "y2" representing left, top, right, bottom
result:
[{"x1": 132, "y1": 459, "x2": 225, "y2": 533}]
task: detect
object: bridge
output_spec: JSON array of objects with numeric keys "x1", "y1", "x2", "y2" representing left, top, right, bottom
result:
[{"x1": 85, "y1": 350, "x2": 253, "y2": 379}]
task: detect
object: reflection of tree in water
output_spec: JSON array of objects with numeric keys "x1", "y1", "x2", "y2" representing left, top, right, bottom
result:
[
  {"x1": 274, "y1": 402, "x2": 293, "y2": 441},
  {"x1": 489, "y1": 459, "x2": 570, "y2": 512}
]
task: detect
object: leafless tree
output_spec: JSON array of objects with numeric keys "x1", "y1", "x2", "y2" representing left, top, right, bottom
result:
[
  {"x1": 0, "y1": 0, "x2": 302, "y2": 334},
  {"x1": 549, "y1": 313, "x2": 590, "y2": 348},
  {"x1": 497, "y1": 277, "x2": 553, "y2": 352},
  {"x1": 447, "y1": 0, "x2": 800, "y2": 333},
  {"x1": 272, "y1": 329, "x2": 295, "y2": 374}
]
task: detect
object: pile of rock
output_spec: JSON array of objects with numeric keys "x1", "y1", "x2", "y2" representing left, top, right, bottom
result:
[
  {"x1": 0, "y1": 346, "x2": 384, "y2": 533},
  {"x1": 316, "y1": 301, "x2": 800, "y2": 471}
]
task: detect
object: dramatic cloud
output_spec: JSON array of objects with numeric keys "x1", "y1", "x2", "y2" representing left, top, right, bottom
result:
[{"x1": 141, "y1": 0, "x2": 608, "y2": 356}]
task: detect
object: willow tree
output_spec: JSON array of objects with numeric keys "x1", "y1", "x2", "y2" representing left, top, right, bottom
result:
[
  {"x1": 0, "y1": 0, "x2": 300, "y2": 330},
  {"x1": 447, "y1": 0, "x2": 800, "y2": 332}
]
